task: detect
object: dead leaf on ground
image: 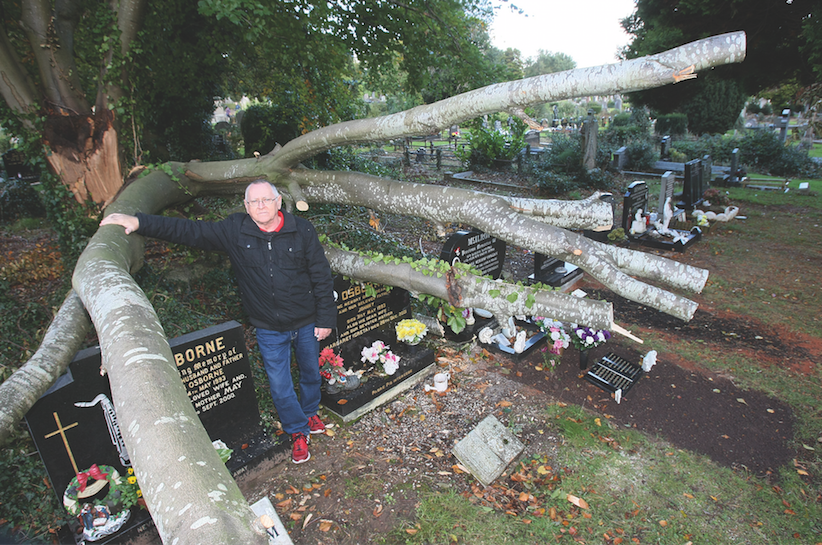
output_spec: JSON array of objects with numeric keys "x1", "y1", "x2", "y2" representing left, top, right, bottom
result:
[
  {"x1": 496, "y1": 400, "x2": 513, "y2": 407},
  {"x1": 567, "y1": 494, "x2": 589, "y2": 509},
  {"x1": 302, "y1": 513, "x2": 313, "y2": 529},
  {"x1": 318, "y1": 520, "x2": 333, "y2": 532},
  {"x1": 289, "y1": 513, "x2": 302, "y2": 521},
  {"x1": 276, "y1": 498, "x2": 293, "y2": 510},
  {"x1": 373, "y1": 504, "x2": 384, "y2": 517},
  {"x1": 337, "y1": 399, "x2": 348, "y2": 405}
]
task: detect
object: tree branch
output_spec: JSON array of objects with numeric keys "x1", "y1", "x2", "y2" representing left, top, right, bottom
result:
[
  {"x1": 272, "y1": 32, "x2": 746, "y2": 168},
  {"x1": 0, "y1": 291, "x2": 91, "y2": 446},
  {"x1": 293, "y1": 169, "x2": 705, "y2": 321},
  {"x1": 324, "y1": 246, "x2": 614, "y2": 329}
]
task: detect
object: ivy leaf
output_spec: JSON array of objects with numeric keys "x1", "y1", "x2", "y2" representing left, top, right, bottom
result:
[
  {"x1": 488, "y1": 289, "x2": 500, "y2": 298},
  {"x1": 506, "y1": 292, "x2": 518, "y2": 303}
]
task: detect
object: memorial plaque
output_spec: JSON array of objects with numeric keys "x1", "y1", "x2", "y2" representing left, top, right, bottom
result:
[
  {"x1": 25, "y1": 321, "x2": 274, "y2": 544},
  {"x1": 440, "y1": 229, "x2": 506, "y2": 279},
  {"x1": 2, "y1": 149, "x2": 39, "y2": 181},
  {"x1": 452, "y1": 415, "x2": 525, "y2": 486}
]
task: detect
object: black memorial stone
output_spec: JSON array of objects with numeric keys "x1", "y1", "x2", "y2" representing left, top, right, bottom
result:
[
  {"x1": 2, "y1": 149, "x2": 39, "y2": 181},
  {"x1": 679, "y1": 159, "x2": 704, "y2": 210},
  {"x1": 439, "y1": 229, "x2": 506, "y2": 279},
  {"x1": 324, "y1": 276, "x2": 411, "y2": 350},
  {"x1": 621, "y1": 181, "x2": 649, "y2": 235},
  {"x1": 320, "y1": 276, "x2": 434, "y2": 421},
  {"x1": 531, "y1": 253, "x2": 582, "y2": 289},
  {"x1": 25, "y1": 321, "x2": 274, "y2": 544}
]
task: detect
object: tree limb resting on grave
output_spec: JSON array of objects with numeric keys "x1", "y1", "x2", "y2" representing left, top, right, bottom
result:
[
  {"x1": 293, "y1": 169, "x2": 706, "y2": 321},
  {"x1": 268, "y1": 32, "x2": 746, "y2": 168},
  {"x1": 0, "y1": 291, "x2": 91, "y2": 446},
  {"x1": 323, "y1": 246, "x2": 614, "y2": 330}
]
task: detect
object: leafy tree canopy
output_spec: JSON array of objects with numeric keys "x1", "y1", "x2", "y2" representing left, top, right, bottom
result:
[
  {"x1": 523, "y1": 50, "x2": 576, "y2": 78},
  {"x1": 619, "y1": 0, "x2": 820, "y2": 131}
]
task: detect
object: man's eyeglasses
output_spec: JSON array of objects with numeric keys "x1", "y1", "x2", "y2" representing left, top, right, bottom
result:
[{"x1": 246, "y1": 198, "x2": 278, "y2": 206}]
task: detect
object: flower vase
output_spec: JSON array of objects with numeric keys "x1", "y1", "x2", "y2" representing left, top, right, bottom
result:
[{"x1": 579, "y1": 349, "x2": 590, "y2": 370}]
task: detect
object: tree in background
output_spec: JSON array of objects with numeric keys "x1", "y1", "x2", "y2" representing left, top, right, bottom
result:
[
  {"x1": 523, "y1": 50, "x2": 576, "y2": 78},
  {"x1": 620, "y1": 0, "x2": 820, "y2": 134}
]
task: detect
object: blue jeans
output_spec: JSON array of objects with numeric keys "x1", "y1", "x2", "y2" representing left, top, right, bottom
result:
[{"x1": 256, "y1": 323, "x2": 321, "y2": 435}]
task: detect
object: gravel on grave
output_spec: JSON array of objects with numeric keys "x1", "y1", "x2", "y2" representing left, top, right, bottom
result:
[{"x1": 341, "y1": 346, "x2": 560, "y2": 469}]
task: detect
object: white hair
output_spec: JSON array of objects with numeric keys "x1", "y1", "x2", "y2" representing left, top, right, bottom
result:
[{"x1": 245, "y1": 180, "x2": 279, "y2": 201}]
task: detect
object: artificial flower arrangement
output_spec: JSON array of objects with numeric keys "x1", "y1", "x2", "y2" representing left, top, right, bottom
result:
[
  {"x1": 361, "y1": 340, "x2": 401, "y2": 375},
  {"x1": 319, "y1": 347, "x2": 347, "y2": 383},
  {"x1": 395, "y1": 319, "x2": 428, "y2": 345},
  {"x1": 570, "y1": 324, "x2": 611, "y2": 351},
  {"x1": 533, "y1": 317, "x2": 571, "y2": 355}
]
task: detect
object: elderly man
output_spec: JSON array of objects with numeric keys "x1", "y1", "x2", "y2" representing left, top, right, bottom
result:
[{"x1": 100, "y1": 180, "x2": 336, "y2": 464}]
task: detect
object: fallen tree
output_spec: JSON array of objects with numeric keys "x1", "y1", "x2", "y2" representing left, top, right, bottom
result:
[{"x1": 0, "y1": 32, "x2": 746, "y2": 544}]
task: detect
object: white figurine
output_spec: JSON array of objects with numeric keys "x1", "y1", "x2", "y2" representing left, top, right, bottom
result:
[
  {"x1": 642, "y1": 350, "x2": 658, "y2": 372},
  {"x1": 630, "y1": 209, "x2": 647, "y2": 235},
  {"x1": 513, "y1": 330, "x2": 527, "y2": 353}
]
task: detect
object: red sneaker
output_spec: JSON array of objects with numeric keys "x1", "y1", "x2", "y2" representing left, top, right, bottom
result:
[
  {"x1": 308, "y1": 414, "x2": 325, "y2": 435},
  {"x1": 291, "y1": 432, "x2": 310, "y2": 464}
]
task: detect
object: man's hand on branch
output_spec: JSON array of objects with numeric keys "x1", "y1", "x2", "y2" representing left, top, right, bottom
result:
[{"x1": 100, "y1": 213, "x2": 140, "y2": 235}]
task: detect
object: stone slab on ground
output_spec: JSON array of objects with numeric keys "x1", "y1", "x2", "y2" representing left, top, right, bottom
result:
[{"x1": 452, "y1": 415, "x2": 525, "y2": 486}]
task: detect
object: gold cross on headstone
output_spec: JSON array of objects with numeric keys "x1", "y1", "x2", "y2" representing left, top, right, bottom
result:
[{"x1": 44, "y1": 412, "x2": 80, "y2": 475}]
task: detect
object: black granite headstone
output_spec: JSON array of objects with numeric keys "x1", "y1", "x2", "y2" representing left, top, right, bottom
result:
[
  {"x1": 680, "y1": 159, "x2": 703, "y2": 210},
  {"x1": 2, "y1": 149, "x2": 39, "y2": 181},
  {"x1": 621, "y1": 181, "x2": 649, "y2": 234},
  {"x1": 439, "y1": 229, "x2": 506, "y2": 279},
  {"x1": 25, "y1": 321, "x2": 272, "y2": 544},
  {"x1": 323, "y1": 276, "x2": 411, "y2": 350},
  {"x1": 623, "y1": 180, "x2": 701, "y2": 252},
  {"x1": 531, "y1": 254, "x2": 582, "y2": 288},
  {"x1": 701, "y1": 155, "x2": 712, "y2": 190}
]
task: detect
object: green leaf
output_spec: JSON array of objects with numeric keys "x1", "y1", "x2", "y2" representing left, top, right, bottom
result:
[{"x1": 506, "y1": 292, "x2": 519, "y2": 303}]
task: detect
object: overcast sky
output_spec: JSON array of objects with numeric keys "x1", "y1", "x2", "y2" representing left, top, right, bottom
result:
[{"x1": 489, "y1": 0, "x2": 636, "y2": 69}]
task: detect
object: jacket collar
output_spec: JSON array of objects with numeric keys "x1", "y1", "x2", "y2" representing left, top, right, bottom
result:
[{"x1": 240, "y1": 210, "x2": 296, "y2": 238}]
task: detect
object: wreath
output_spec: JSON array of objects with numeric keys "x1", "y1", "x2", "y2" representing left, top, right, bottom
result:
[{"x1": 63, "y1": 464, "x2": 124, "y2": 516}]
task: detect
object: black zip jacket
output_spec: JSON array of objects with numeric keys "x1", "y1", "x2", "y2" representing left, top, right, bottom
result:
[{"x1": 135, "y1": 211, "x2": 336, "y2": 333}]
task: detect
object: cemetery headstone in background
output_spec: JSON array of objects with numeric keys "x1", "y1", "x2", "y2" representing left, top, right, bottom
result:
[
  {"x1": 319, "y1": 276, "x2": 435, "y2": 422},
  {"x1": 679, "y1": 159, "x2": 704, "y2": 211},
  {"x1": 439, "y1": 229, "x2": 505, "y2": 341},
  {"x1": 2, "y1": 149, "x2": 39, "y2": 181},
  {"x1": 25, "y1": 321, "x2": 271, "y2": 544},
  {"x1": 439, "y1": 229, "x2": 506, "y2": 279},
  {"x1": 658, "y1": 171, "x2": 676, "y2": 216},
  {"x1": 530, "y1": 254, "x2": 582, "y2": 290}
]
